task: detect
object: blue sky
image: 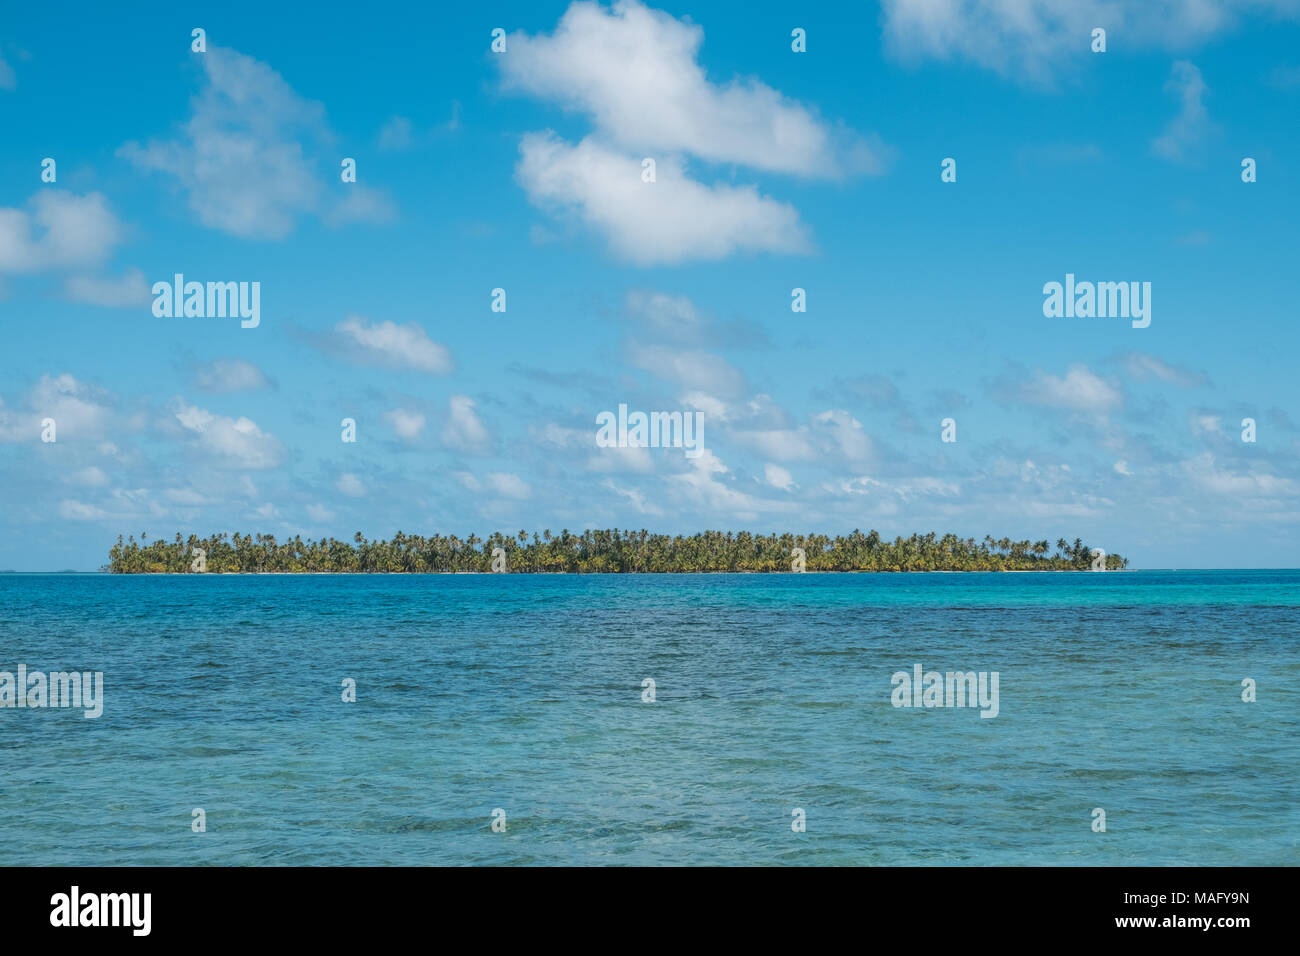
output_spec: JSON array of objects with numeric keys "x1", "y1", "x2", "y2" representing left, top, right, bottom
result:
[{"x1": 1, "y1": 0, "x2": 1297, "y2": 570}]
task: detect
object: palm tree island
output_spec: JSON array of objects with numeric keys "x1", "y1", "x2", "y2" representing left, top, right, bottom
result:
[{"x1": 105, "y1": 530, "x2": 1128, "y2": 573}]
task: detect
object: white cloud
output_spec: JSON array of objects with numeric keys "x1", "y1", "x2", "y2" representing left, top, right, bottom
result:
[
  {"x1": 337, "y1": 473, "x2": 366, "y2": 497},
  {"x1": 0, "y1": 191, "x2": 124, "y2": 273},
  {"x1": 1191, "y1": 413, "x2": 1225, "y2": 437},
  {"x1": 385, "y1": 407, "x2": 427, "y2": 440},
  {"x1": 63, "y1": 267, "x2": 151, "y2": 307},
  {"x1": 823, "y1": 474, "x2": 960, "y2": 502},
  {"x1": 193, "y1": 358, "x2": 270, "y2": 393},
  {"x1": 679, "y1": 391, "x2": 731, "y2": 421},
  {"x1": 626, "y1": 289, "x2": 707, "y2": 341},
  {"x1": 1023, "y1": 364, "x2": 1123, "y2": 415},
  {"x1": 500, "y1": 1, "x2": 879, "y2": 264},
  {"x1": 666, "y1": 448, "x2": 796, "y2": 518},
  {"x1": 602, "y1": 479, "x2": 666, "y2": 516},
  {"x1": 171, "y1": 400, "x2": 285, "y2": 469},
  {"x1": 442, "y1": 395, "x2": 491, "y2": 453},
  {"x1": 812, "y1": 409, "x2": 874, "y2": 461},
  {"x1": 54, "y1": 488, "x2": 171, "y2": 524},
  {"x1": 0, "y1": 52, "x2": 15, "y2": 91},
  {"x1": 501, "y1": 0, "x2": 878, "y2": 177},
  {"x1": 536, "y1": 420, "x2": 657, "y2": 474},
  {"x1": 0, "y1": 374, "x2": 116, "y2": 442},
  {"x1": 118, "y1": 47, "x2": 392, "y2": 238},
  {"x1": 881, "y1": 0, "x2": 1099, "y2": 80},
  {"x1": 825, "y1": 475, "x2": 883, "y2": 497},
  {"x1": 517, "y1": 133, "x2": 810, "y2": 265},
  {"x1": 880, "y1": 1, "x2": 1297, "y2": 82},
  {"x1": 1152, "y1": 61, "x2": 1212, "y2": 162},
  {"x1": 1184, "y1": 453, "x2": 1299, "y2": 498},
  {"x1": 764, "y1": 463, "x2": 795, "y2": 491},
  {"x1": 334, "y1": 315, "x2": 453, "y2": 374}
]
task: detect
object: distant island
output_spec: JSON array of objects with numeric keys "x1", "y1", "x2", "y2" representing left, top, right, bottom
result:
[{"x1": 106, "y1": 530, "x2": 1127, "y2": 573}]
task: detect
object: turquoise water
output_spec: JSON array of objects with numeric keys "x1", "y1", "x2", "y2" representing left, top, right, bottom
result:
[{"x1": 1, "y1": 570, "x2": 1296, "y2": 865}]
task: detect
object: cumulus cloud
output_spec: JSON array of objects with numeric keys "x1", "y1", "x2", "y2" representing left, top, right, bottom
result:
[
  {"x1": 171, "y1": 400, "x2": 285, "y2": 469},
  {"x1": 0, "y1": 191, "x2": 124, "y2": 273},
  {"x1": 517, "y1": 133, "x2": 810, "y2": 265},
  {"x1": 625, "y1": 290, "x2": 708, "y2": 342},
  {"x1": 118, "y1": 47, "x2": 393, "y2": 238},
  {"x1": 666, "y1": 449, "x2": 797, "y2": 519},
  {"x1": 442, "y1": 395, "x2": 492, "y2": 453},
  {"x1": 1190, "y1": 412, "x2": 1225, "y2": 438},
  {"x1": 764, "y1": 463, "x2": 795, "y2": 491},
  {"x1": 812, "y1": 409, "x2": 875, "y2": 462},
  {"x1": 385, "y1": 407, "x2": 427, "y2": 440},
  {"x1": 500, "y1": 0, "x2": 878, "y2": 177},
  {"x1": 501, "y1": 1, "x2": 878, "y2": 264},
  {"x1": 0, "y1": 374, "x2": 116, "y2": 442},
  {"x1": 1014, "y1": 364, "x2": 1124, "y2": 416},
  {"x1": 331, "y1": 315, "x2": 453, "y2": 374}
]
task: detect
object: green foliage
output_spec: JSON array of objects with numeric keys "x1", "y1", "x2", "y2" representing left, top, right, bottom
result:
[{"x1": 105, "y1": 529, "x2": 1128, "y2": 573}]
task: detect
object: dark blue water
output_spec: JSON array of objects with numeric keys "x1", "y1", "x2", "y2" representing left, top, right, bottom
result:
[{"x1": 1, "y1": 571, "x2": 1296, "y2": 865}]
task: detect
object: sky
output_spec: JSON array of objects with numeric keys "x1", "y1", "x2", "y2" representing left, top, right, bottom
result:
[{"x1": 1, "y1": 0, "x2": 1297, "y2": 570}]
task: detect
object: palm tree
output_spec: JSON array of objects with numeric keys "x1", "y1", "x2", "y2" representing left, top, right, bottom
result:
[{"x1": 105, "y1": 528, "x2": 1124, "y2": 574}]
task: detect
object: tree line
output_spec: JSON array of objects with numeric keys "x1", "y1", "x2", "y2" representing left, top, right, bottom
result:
[{"x1": 105, "y1": 529, "x2": 1128, "y2": 573}]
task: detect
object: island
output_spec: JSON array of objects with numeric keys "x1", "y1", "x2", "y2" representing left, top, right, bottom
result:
[{"x1": 105, "y1": 530, "x2": 1128, "y2": 573}]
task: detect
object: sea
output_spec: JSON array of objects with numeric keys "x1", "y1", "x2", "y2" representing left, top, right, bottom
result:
[{"x1": 1, "y1": 570, "x2": 1296, "y2": 865}]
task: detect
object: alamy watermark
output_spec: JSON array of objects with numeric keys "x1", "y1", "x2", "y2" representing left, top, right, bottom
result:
[
  {"x1": 1043, "y1": 273, "x2": 1150, "y2": 328},
  {"x1": 595, "y1": 403, "x2": 705, "y2": 458},
  {"x1": 152, "y1": 274, "x2": 260, "y2": 328},
  {"x1": 50, "y1": 886, "x2": 150, "y2": 936},
  {"x1": 891, "y1": 664, "x2": 999, "y2": 718},
  {"x1": 1, "y1": 665, "x2": 103, "y2": 718}
]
